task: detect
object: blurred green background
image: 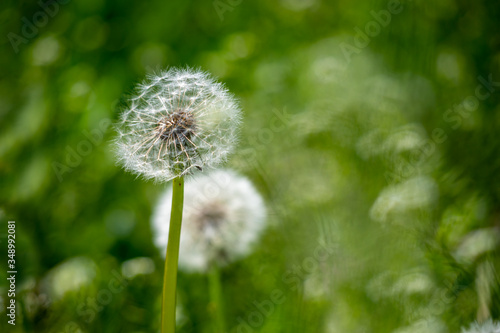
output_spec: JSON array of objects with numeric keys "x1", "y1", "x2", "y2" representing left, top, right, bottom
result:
[{"x1": 1, "y1": 0, "x2": 500, "y2": 332}]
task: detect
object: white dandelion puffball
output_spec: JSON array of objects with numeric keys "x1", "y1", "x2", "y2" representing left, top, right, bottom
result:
[
  {"x1": 151, "y1": 169, "x2": 267, "y2": 272},
  {"x1": 114, "y1": 67, "x2": 242, "y2": 182},
  {"x1": 461, "y1": 320, "x2": 500, "y2": 333}
]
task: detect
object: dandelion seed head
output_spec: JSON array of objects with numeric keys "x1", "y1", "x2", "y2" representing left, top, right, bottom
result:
[
  {"x1": 461, "y1": 320, "x2": 500, "y2": 333},
  {"x1": 151, "y1": 169, "x2": 267, "y2": 272},
  {"x1": 114, "y1": 67, "x2": 242, "y2": 182}
]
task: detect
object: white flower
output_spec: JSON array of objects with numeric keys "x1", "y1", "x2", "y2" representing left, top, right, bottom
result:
[
  {"x1": 151, "y1": 169, "x2": 266, "y2": 272},
  {"x1": 461, "y1": 320, "x2": 500, "y2": 333},
  {"x1": 114, "y1": 67, "x2": 242, "y2": 182}
]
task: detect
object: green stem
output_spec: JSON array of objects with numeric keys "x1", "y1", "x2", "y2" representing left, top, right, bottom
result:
[
  {"x1": 209, "y1": 263, "x2": 226, "y2": 333},
  {"x1": 161, "y1": 176, "x2": 184, "y2": 333}
]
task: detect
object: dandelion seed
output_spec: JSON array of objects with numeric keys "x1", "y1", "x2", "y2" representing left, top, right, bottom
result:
[
  {"x1": 114, "y1": 67, "x2": 242, "y2": 182},
  {"x1": 461, "y1": 320, "x2": 500, "y2": 333},
  {"x1": 151, "y1": 169, "x2": 267, "y2": 272}
]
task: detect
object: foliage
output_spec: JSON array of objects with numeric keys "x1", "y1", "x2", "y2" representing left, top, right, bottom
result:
[{"x1": 1, "y1": 0, "x2": 500, "y2": 332}]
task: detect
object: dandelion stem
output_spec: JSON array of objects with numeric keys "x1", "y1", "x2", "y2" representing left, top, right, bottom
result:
[
  {"x1": 209, "y1": 263, "x2": 226, "y2": 333},
  {"x1": 161, "y1": 176, "x2": 184, "y2": 333}
]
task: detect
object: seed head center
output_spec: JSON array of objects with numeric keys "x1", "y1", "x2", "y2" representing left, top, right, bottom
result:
[
  {"x1": 196, "y1": 202, "x2": 226, "y2": 229},
  {"x1": 158, "y1": 109, "x2": 196, "y2": 144}
]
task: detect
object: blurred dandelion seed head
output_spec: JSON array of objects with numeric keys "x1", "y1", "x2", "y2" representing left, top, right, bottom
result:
[
  {"x1": 370, "y1": 176, "x2": 438, "y2": 223},
  {"x1": 454, "y1": 228, "x2": 500, "y2": 263},
  {"x1": 366, "y1": 270, "x2": 434, "y2": 302},
  {"x1": 151, "y1": 169, "x2": 266, "y2": 272},
  {"x1": 461, "y1": 320, "x2": 500, "y2": 333},
  {"x1": 114, "y1": 67, "x2": 242, "y2": 182},
  {"x1": 121, "y1": 257, "x2": 155, "y2": 279},
  {"x1": 393, "y1": 317, "x2": 447, "y2": 333},
  {"x1": 40, "y1": 257, "x2": 96, "y2": 301}
]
